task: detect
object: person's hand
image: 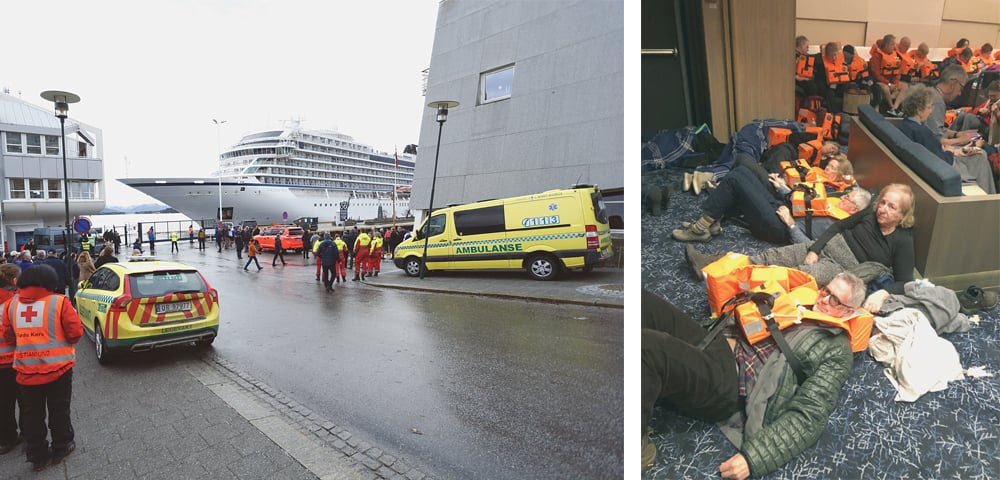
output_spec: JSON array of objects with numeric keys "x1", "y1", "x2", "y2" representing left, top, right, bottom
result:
[
  {"x1": 776, "y1": 205, "x2": 795, "y2": 227},
  {"x1": 804, "y1": 251, "x2": 819, "y2": 264},
  {"x1": 956, "y1": 130, "x2": 978, "y2": 143},
  {"x1": 768, "y1": 173, "x2": 787, "y2": 191},
  {"x1": 974, "y1": 138, "x2": 986, "y2": 148},
  {"x1": 864, "y1": 289, "x2": 891, "y2": 312},
  {"x1": 719, "y1": 453, "x2": 750, "y2": 480}
]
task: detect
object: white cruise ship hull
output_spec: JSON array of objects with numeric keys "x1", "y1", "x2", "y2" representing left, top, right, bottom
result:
[{"x1": 119, "y1": 178, "x2": 411, "y2": 226}]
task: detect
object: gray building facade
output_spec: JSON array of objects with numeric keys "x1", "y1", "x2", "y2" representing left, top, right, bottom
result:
[
  {"x1": 412, "y1": 0, "x2": 624, "y2": 224},
  {"x1": 0, "y1": 92, "x2": 105, "y2": 252}
]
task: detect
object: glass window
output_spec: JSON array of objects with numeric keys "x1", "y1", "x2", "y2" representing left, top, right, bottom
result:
[
  {"x1": 426, "y1": 214, "x2": 446, "y2": 237},
  {"x1": 8, "y1": 179, "x2": 25, "y2": 199},
  {"x1": 45, "y1": 136, "x2": 60, "y2": 155},
  {"x1": 454, "y1": 205, "x2": 505, "y2": 236},
  {"x1": 25, "y1": 134, "x2": 41, "y2": 154},
  {"x1": 480, "y1": 65, "x2": 514, "y2": 103},
  {"x1": 128, "y1": 270, "x2": 207, "y2": 298},
  {"x1": 5, "y1": 133, "x2": 22, "y2": 153},
  {"x1": 47, "y1": 180, "x2": 62, "y2": 199},
  {"x1": 69, "y1": 181, "x2": 98, "y2": 200},
  {"x1": 29, "y1": 179, "x2": 44, "y2": 199}
]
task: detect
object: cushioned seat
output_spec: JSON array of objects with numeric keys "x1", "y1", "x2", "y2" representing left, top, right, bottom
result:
[{"x1": 857, "y1": 104, "x2": 962, "y2": 197}]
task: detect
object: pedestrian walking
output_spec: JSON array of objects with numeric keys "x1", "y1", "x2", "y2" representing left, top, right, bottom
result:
[
  {"x1": 317, "y1": 233, "x2": 337, "y2": 293},
  {"x1": 170, "y1": 231, "x2": 179, "y2": 253},
  {"x1": 111, "y1": 230, "x2": 121, "y2": 255},
  {"x1": 147, "y1": 227, "x2": 156, "y2": 254},
  {"x1": 0, "y1": 264, "x2": 23, "y2": 457},
  {"x1": 234, "y1": 232, "x2": 244, "y2": 260},
  {"x1": 197, "y1": 228, "x2": 207, "y2": 251},
  {"x1": 312, "y1": 232, "x2": 323, "y2": 281},
  {"x1": 1, "y1": 264, "x2": 83, "y2": 472},
  {"x1": 244, "y1": 240, "x2": 263, "y2": 271},
  {"x1": 352, "y1": 229, "x2": 371, "y2": 281},
  {"x1": 333, "y1": 233, "x2": 348, "y2": 283},
  {"x1": 369, "y1": 231, "x2": 383, "y2": 277},
  {"x1": 272, "y1": 234, "x2": 286, "y2": 266},
  {"x1": 188, "y1": 224, "x2": 194, "y2": 244}
]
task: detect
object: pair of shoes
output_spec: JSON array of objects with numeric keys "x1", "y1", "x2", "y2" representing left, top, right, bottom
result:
[
  {"x1": 958, "y1": 286, "x2": 999, "y2": 315},
  {"x1": 672, "y1": 224, "x2": 712, "y2": 242},
  {"x1": 315, "y1": 276, "x2": 320, "y2": 281},
  {"x1": 681, "y1": 219, "x2": 721, "y2": 236},
  {"x1": 51, "y1": 441, "x2": 75, "y2": 464},
  {"x1": 352, "y1": 276, "x2": 360, "y2": 282},
  {"x1": 641, "y1": 429, "x2": 657, "y2": 473},
  {"x1": 685, "y1": 244, "x2": 724, "y2": 281},
  {"x1": 373, "y1": 272, "x2": 378, "y2": 277},
  {"x1": 683, "y1": 172, "x2": 694, "y2": 192},
  {"x1": 243, "y1": 268, "x2": 248, "y2": 271},
  {"x1": 342, "y1": 276, "x2": 347, "y2": 282},
  {"x1": 886, "y1": 108, "x2": 902, "y2": 118},
  {"x1": 0, "y1": 435, "x2": 22, "y2": 454},
  {"x1": 325, "y1": 287, "x2": 333, "y2": 293},
  {"x1": 257, "y1": 267, "x2": 264, "y2": 271}
]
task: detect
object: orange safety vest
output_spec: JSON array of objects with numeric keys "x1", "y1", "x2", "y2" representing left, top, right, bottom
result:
[
  {"x1": 896, "y1": 48, "x2": 915, "y2": 76},
  {"x1": 703, "y1": 257, "x2": 873, "y2": 352},
  {"x1": 7, "y1": 294, "x2": 75, "y2": 375},
  {"x1": 823, "y1": 53, "x2": 850, "y2": 85},
  {"x1": 0, "y1": 333, "x2": 13, "y2": 367},
  {"x1": 796, "y1": 53, "x2": 816, "y2": 79}
]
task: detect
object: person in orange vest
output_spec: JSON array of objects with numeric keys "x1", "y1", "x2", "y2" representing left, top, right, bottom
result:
[
  {"x1": 369, "y1": 231, "x2": 384, "y2": 277},
  {"x1": 818, "y1": 42, "x2": 850, "y2": 112},
  {"x1": 868, "y1": 34, "x2": 908, "y2": 116},
  {"x1": 946, "y1": 38, "x2": 969, "y2": 59},
  {"x1": 942, "y1": 48, "x2": 979, "y2": 75},
  {"x1": 641, "y1": 272, "x2": 868, "y2": 476},
  {"x1": 974, "y1": 43, "x2": 995, "y2": 68},
  {"x1": 0, "y1": 264, "x2": 23, "y2": 456},
  {"x1": 795, "y1": 35, "x2": 820, "y2": 104},
  {"x1": 896, "y1": 36, "x2": 916, "y2": 83},
  {"x1": 352, "y1": 229, "x2": 371, "y2": 281},
  {"x1": 0, "y1": 264, "x2": 83, "y2": 472},
  {"x1": 776, "y1": 187, "x2": 871, "y2": 243},
  {"x1": 841, "y1": 45, "x2": 871, "y2": 86},
  {"x1": 911, "y1": 42, "x2": 939, "y2": 83}
]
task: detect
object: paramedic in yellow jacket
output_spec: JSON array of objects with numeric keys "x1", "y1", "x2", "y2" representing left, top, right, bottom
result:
[
  {"x1": 352, "y1": 230, "x2": 371, "y2": 281},
  {"x1": 368, "y1": 232, "x2": 384, "y2": 277}
]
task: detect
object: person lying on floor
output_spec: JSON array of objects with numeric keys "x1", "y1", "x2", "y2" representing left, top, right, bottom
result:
[
  {"x1": 642, "y1": 272, "x2": 867, "y2": 479},
  {"x1": 685, "y1": 183, "x2": 916, "y2": 309},
  {"x1": 775, "y1": 187, "x2": 872, "y2": 244},
  {"x1": 671, "y1": 159, "x2": 869, "y2": 245}
]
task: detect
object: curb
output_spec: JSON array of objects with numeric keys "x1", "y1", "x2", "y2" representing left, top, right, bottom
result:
[{"x1": 362, "y1": 279, "x2": 624, "y2": 309}]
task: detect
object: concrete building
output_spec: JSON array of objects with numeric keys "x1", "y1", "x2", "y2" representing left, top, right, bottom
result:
[
  {"x1": 0, "y1": 92, "x2": 105, "y2": 253},
  {"x1": 412, "y1": 0, "x2": 624, "y2": 226}
]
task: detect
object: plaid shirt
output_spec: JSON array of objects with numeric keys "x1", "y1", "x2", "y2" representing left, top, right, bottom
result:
[{"x1": 724, "y1": 326, "x2": 778, "y2": 397}]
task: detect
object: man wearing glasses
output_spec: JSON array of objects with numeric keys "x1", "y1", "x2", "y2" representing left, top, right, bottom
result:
[
  {"x1": 926, "y1": 65, "x2": 980, "y2": 146},
  {"x1": 642, "y1": 271, "x2": 867, "y2": 479}
]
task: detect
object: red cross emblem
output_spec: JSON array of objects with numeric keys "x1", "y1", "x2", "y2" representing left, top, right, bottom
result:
[{"x1": 19, "y1": 304, "x2": 40, "y2": 326}]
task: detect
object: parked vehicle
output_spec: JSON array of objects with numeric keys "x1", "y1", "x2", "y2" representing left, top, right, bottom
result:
[
  {"x1": 252, "y1": 225, "x2": 305, "y2": 252},
  {"x1": 392, "y1": 185, "x2": 613, "y2": 280}
]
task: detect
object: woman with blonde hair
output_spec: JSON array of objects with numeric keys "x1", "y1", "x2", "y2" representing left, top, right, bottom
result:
[{"x1": 77, "y1": 251, "x2": 96, "y2": 283}]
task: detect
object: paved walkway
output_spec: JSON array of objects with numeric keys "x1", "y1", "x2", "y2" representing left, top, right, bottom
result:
[{"x1": 0, "y1": 264, "x2": 622, "y2": 479}]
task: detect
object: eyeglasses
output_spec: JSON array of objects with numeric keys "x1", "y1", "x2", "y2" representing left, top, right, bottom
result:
[
  {"x1": 819, "y1": 286, "x2": 847, "y2": 309},
  {"x1": 953, "y1": 78, "x2": 967, "y2": 89}
]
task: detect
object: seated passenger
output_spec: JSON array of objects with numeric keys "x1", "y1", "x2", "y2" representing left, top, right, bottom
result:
[
  {"x1": 946, "y1": 38, "x2": 970, "y2": 59},
  {"x1": 911, "y1": 42, "x2": 939, "y2": 83},
  {"x1": 687, "y1": 184, "x2": 917, "y2": 299},
  {"x1": 795, "y1": 35, "x2": 820, "y2": 101},
  {"x1": 974, "y1": 43, "x2": 994, "y2": 68},
  {"x1": 942, "y1": 48, "x2": 979, "y2": 75},
  {"x1": 868, "y1": 34, "x2": 908, "y2": 116},
  {"x1": 841, "y1": 45, "x2": 871, "y2": 87},
  {"x1": 641, "y1": 272, "x2": 867, "y2": 477},
  {"x1": 897, "y1": 82, "x2": 996, "y2": 193},
  {"x1": 896, "y1": 36, "x2": 916, "y2": 84},
  {"x1": 971, "y1": 80, "x2": 999, "y2": 141},
  {"x1": 819, "y1": 42, "x2": 851, "y2": 112}
]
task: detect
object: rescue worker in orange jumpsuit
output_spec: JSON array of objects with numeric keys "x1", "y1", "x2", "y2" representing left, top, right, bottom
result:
[
  {"x1": 369, "y1": 231, "x2": 384, "y2": 277},
  {"x1": 334, "y1": 233, "x2": 348, "y2": 283},
  {"x1": 0, "y1": 264, "x2": 23, "y2": 456},
  {"x1": 352, "y1": 229, "x2": 372, "y2": 281},
  {"x1": 1, "y1": 264, "x2": 83, "y2": 472}
]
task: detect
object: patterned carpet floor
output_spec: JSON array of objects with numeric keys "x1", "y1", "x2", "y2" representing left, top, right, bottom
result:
[{"x1": 641, "y1": 167, "x2": 1000, "y2": 479}]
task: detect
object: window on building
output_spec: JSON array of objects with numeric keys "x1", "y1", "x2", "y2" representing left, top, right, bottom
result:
[
  {"x1": 45, "y1": 136, "x2": 60, "y2": 155},
  {"x1": 29, "y1": 179, "x2": 44, "y2": 198},
  {"x1": 47, "y1": 180, "x2": 62, "y2": 199},
  {"x1": 480, "y1": 64, "x2": 514, "y2": 104},
  {"x1": 78, "y1": 141, "x2": 87, "y2": 158},
  {"x1": 5, "y1": 133, "x2": 23, "y2": 153},
  {"x1": 25, "y1": 134, "x2": 42, "y2": 154},
  {"x1": 69, "y1": 181, "x2": 98, "y2": 200},
  {"x1": 8, "y1": 179, "x2": 26, "y2": 199}
]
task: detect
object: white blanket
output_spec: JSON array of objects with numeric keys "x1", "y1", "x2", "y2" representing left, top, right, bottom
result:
[{"x1": 868, "y1": 308, "x2": 965, "y2": 402}]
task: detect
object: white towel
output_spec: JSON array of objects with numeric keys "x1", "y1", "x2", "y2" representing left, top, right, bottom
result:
[{"x1": 868, "y1": 308, "x2": 965, "y2": 402}]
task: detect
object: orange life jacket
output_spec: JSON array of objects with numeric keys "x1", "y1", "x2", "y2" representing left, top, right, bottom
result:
[
  {"x1": 780, "y1": 158, "x2": 813, "y2": 186},
  {"x1": 947, "y1": 47, "x2": 961, "y2": 58},
  {"x1": 703, "y1": 257, "x2": 874, "y2": 352},
  {"x1": 874, "y1": 44, "x2": 901, "y2": 78},
  {"x1": 767, "y1": 128, "x2": 792, "y2": 147},
  {"x1": 896, "y1": 47, "x2": 915, "y2": 76},
  {"x1": 917, "y1": 59, "x2": 939, "y2": 80},
  {"x1": 7, "y1": 294, "x2": 75, "y2": 375},
  {"x1": 957, "y1": 56, "x2": 978, "y2": 74},
  {"x1": 796, "y1": 53, "x2": 816, "y2": 79},
  {"x1": 798, "y1": 138, "x2": 824, "y2": 166},
  {"x1": 789, "y1": 182, "x2": 829, "y2": 216},
  {"x1": 822, "y1": 53, "x2": 850, "y2": 85},
  {"x1": 846, "y1": 55, "x2": 870, "y2": 83},
  {"x1": 976, "y1": 51, "x2": 995, "y2": 66}
]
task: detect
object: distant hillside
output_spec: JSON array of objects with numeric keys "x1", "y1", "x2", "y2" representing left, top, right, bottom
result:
[{"x1": 99, "y1": 203, "x2": 178, "y2": 214}]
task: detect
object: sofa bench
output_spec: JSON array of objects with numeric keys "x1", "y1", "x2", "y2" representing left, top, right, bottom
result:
[{"x1": 847, "y1": 104, "x2": 1000, "y2": 290}]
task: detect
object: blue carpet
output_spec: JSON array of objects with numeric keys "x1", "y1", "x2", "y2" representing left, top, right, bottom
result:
[{"x1": 641, "y1": 167, "x2": 1000, "y2": 479}]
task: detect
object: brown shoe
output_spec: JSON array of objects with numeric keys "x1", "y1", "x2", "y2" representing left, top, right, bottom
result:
[
  {"x1": 685, "y1": 244, "x2": 724, "y2": 280},
  {"x1": 672, "y1": 225, "x2": 711, "y2": 242},
  {"x1": 681, "y1": 220, "x2": 721, "y2": 236}
]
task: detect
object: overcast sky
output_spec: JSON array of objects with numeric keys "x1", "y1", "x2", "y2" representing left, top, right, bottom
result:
[{"x1": 2, "y1": 0, "x2": 439, "y2": 206}]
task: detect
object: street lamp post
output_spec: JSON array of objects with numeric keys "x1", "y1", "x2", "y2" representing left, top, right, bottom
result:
[
  {"x1": 420, "y1": 100, "x2": 459, "y2": 279},
  {"x1": 40, "y1": 90, "x2": 80, "y2": 294},
  {"x1": 213, "y1": 119, "x2": 227, "y2": 226}
]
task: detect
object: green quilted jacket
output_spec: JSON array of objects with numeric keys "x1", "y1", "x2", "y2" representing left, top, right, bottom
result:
[{"x1": 722, "y1": 326, "x2": 854, "y2": 477}]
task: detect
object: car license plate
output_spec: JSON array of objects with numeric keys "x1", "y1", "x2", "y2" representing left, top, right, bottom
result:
[
  {"x1": 156, "y1": 301, "x2": 192, "y2": 314},
  {"x1": 162, "y1": 324, "x2": 193, "y2": 334}
]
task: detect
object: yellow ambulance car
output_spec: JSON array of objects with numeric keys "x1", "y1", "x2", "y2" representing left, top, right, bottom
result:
[{"x1": 393, "y1": 185, "x2": 613, "y2": 280}]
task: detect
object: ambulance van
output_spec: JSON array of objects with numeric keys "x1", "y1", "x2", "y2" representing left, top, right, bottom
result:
[{"x1": 392, "y1": 185, "x2": 613, "y2": 280}]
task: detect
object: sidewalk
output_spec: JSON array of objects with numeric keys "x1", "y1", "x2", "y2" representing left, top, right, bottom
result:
[
  {"x1": 362, "y1": 265, "x2": 624, "y2": 308},
  {"x1": 0, "y1": 262, "x2": 622, "y2": 479}
]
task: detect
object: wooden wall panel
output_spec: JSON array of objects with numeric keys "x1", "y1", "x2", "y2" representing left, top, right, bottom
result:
[
  {"x1": 938, "y1": 20, "x2": 1000, "y2": 50},
  {"x1": 702, "y1": 0, "x2": 733, "y2": 141},
  {"x1": 796, "y1": 0, "x2": 866, "y2": 22},
  {"x1": 864, "y1": 22, "x2": 942, "y2": 47},
  {"x1": 796, "y1": 19, "x2": 867, "y2": 46},
  {"x1": 942, "y1": 0, "x2": 1000, "y2": 24},
  {"x1": 729, "y1": 0, "x2": 796, "y2": 124}
]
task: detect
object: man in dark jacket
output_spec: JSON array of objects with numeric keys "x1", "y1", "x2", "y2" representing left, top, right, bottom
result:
[
  {"x1": 316, "y1": 233, "x2": 337, "y2": 293},
  {"x1": 36, "y1": 251, "x2": 70, "y2": 295},
  {"x1": 343, "y1": 228, "x2": 358, "y2": 269},
  {"x1": 271, "y1": 234, "x2": 286, "y2": 267},
  {"x1": 641, "y1": 271, "x2": 865, "y2": 478}
]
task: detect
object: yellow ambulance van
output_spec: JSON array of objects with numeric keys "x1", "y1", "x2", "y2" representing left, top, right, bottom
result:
[{"x1": 392, "y1": 185, "x2": 613, "y2": 280}]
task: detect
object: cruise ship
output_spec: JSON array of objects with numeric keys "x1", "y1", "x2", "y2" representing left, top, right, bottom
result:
[{"x1": 120, "y1": 123, "x2": 415, "y2": 226}]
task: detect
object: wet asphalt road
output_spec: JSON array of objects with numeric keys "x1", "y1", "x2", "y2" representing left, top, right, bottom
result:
[{"x1": 157, "y1": 246, "x2": 624, "y2": 479}]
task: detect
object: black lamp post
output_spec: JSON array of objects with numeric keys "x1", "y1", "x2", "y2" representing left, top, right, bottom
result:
[
  {"x1": 420, "y1": 100, "x2": 459, "y2": 279},
  {"x1": 40, "y1": 90, "x2": 80, "y2": 294}
]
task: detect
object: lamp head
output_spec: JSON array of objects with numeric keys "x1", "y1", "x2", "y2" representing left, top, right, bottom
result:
[
  {"x1": 427, "y1": 100, "x2": 459, "y2": 123},
  {"x1": 40, "y1": 90, "x2": 81, "y2": 120}
]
